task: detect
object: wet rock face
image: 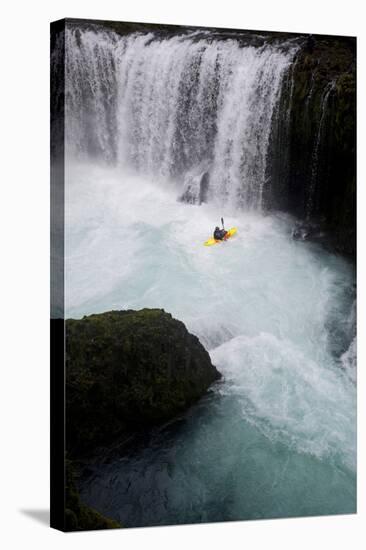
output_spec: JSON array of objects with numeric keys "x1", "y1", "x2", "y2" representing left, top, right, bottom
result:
[
  {"x1": 66, "y1": 309, "x2": 221, "y2": 456},
  {"x1": 199, "y1": 172, "x2": 210, "y2": 203},
  {"x1": 269, "y1": 36, "x2": 356, "y2": 258},
  {"x1": 292, "y1": 220, "x2": 326, "y2": 243},
  {"x1": 179, "y1": 171, "x2": 210, "y2": 205}
]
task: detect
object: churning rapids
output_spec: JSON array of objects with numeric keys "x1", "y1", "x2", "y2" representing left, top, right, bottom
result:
[{"x1": 62, "y1": 25, "x2": 356, "y2": 525}]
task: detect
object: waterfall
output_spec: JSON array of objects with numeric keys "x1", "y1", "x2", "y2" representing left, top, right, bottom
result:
[
  {"x1": 65, "y1": 26, "x2": 297, "y2": 209},
  {"x1": 65, "y1": 28, "x2": 118, "y2": 162},
  {"x1": 306, "y1": 81, "x2": 335, "y2": 218}
]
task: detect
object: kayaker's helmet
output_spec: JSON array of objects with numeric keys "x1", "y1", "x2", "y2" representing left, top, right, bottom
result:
[{"x1": 215, "y1": 226, "x2": 219, "y2": 231}]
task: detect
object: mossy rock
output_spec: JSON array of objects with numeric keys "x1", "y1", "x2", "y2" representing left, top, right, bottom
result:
[
  {"x1": 267, "y1": 35, "x2": 355, "y2": 258},
  {"x1": 66, "y1": 309, "x2": 221, "y2": 456},
  {"x1": 65, "y1": 460, "x2": 120, "y2": 531}
]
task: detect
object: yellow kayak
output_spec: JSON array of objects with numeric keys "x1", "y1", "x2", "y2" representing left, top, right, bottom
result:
[{"x1": 204, "y1": 227, "x2": 237, "y2": 246}]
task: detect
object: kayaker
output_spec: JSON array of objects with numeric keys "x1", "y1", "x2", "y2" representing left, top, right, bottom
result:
[{"x1": 214, "y1": 226, "x2": 228, "y2": 240}]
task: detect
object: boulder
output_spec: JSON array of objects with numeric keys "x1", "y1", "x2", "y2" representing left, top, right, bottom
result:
[
  {"x1": 66, "y1": 309, "x2": 221, "y2": 455},
  {"x1": 179, "y1": 170, "x2": 210, "y2": 205}
]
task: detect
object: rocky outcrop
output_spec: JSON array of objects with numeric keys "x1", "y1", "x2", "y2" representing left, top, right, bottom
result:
[
  {"x1": 179, "y1": 171, "x2": 210, "y2": 204},
  {"x1": 269, "y1": 35, "x2": 356, "y2": 258},
  {"x1": 66, "y1": 309, "x2": 221, "y2": 456},
  {"x1": 65, "y1": 460, "x2": 120, "y2": 531}
]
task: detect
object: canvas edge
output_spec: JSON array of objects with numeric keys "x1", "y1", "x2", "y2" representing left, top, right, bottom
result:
[{"x1": 50, "y1": 18, "x2": 66, "y2": 532}]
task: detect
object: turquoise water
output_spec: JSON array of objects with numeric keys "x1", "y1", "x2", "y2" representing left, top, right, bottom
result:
[
  {"x1": 66, "y1": 163, "x2": 356, "y2": 526},
  {"x1": 79, "y1": 394, "x2": 355, "y2": 527}
]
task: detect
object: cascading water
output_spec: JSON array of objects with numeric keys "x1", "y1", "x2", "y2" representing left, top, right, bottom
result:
[
  {"x1": 307, "y1": 80, "x2": 336, "y2": 219},
  {"x1": 66, "y1": 27, "x2": 297, "y2": 209},
  {"x1": 63, "y1": 23, "x2": 356, "y2": 526}
]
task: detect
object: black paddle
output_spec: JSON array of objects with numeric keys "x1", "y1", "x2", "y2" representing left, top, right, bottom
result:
[{"x1": 221, "y1": 217, "x2": 225, "y2": 231}]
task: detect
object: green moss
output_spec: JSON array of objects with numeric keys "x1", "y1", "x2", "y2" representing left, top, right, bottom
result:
[
  {"x1": 65, "y1": 460, "x2": 121, "y2": 531},
  {"x1": 271, "y1": 36, "x2": 355, "y2": 258},
  {"x1": 66, "y1": 309, "x2": 221, "y2": 457}
]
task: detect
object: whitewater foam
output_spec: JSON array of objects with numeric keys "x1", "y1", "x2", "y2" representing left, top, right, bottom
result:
[
  {"x1": 211, "y1": 332, "x2": 356, "y2": 470},
  {"x1": 65, "y1": 165, "x2": 356, "y2": 473}
]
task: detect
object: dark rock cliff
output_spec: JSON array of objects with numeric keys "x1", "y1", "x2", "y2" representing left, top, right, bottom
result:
[
  {"x1": 66, "y1": 309, "x2": 221, "y2": 456},
  {"x1": 268, "y1": 35, "x2": 356, "y2": 258}
]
